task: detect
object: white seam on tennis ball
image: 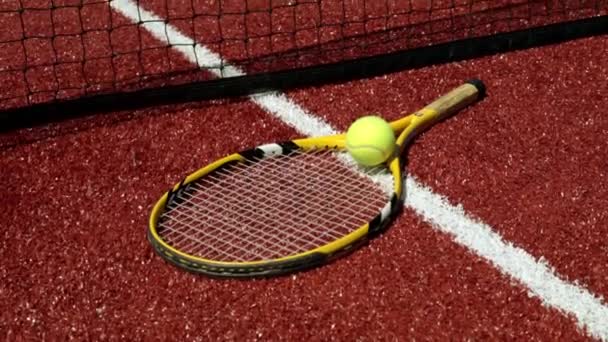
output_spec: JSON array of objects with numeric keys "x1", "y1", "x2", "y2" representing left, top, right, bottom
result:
[{"x1": 345, "y1": 143, "x2": 391, "y2": 159}]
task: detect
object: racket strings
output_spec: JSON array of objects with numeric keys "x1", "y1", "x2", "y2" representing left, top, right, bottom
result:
[
  {"x1": 163, "y1": 159, "x2": 352, "y2": 258},
  {"x1": 164, "y1": 153, "x2": 351, "y2": 255},
  {"x1": 167, "y1": 151, "x2": 369, "y2": 246},
  {"x1": 163, "y1": 183, "x2": 378, "y2": 261},
  {"x1": 164, "y1": 178, "x2": 361, "y2": 259},
  {"x1": 160, "y1": 151, "x2": 384, "y2": 260},
  {"x1": 162, "y1": 206, "x2": 261, "y2": 260},
  {"x1": 162, "y1": 151, "x2": 383, "y2": 260},
  {"x1": 158, "y1": 149, "x2": 391, "y2": 262},
  {"x1": 238, "y1": 150, "x2": 390, "y2": 232},
  {"x1": 222, "y1": 152, "x2": 383, "y2": 221},
  {"x1": 167, "y1": 186, "x2": 332, "y2": 259}
]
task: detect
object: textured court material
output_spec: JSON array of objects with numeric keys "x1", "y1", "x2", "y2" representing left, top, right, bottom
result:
[{"x1": 0, "y1": 0, "x2": 606, "y2": 130}]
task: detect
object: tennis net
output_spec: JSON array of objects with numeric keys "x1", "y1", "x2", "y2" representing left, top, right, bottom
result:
[{"x1": 1, "y1": 0, "x2": 607, "y2": 130}]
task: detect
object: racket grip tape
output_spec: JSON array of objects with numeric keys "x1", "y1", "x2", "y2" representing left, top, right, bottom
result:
[{"x1": 433, "y1": 79, "x2": 485, "y2": 121}]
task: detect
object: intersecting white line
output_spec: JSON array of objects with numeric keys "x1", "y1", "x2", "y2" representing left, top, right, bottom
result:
[{"x1": 109, "y1": 0, "x2": 608, "y2": 339}]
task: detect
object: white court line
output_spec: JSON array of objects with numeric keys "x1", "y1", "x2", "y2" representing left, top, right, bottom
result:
[{"x1": 109, "y1": 0, "x2": 608, "y2": 339}]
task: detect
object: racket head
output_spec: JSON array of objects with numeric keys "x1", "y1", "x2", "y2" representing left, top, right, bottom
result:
[
  {"x1": 148, "y1": 138, "x2": 404, "y2": 277},
  {"x1": 148, "y1": 79, "x2": 485, "y2": 278}
]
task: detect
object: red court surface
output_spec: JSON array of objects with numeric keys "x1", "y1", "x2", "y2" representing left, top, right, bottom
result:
[
  {"x1": 2, "y1": 1, "x2": 608, "y2": 341},
  {"x1": 0, "y1": 90, "x2": 595, "y2": 341},
  {"x1": 288, "y1": 34, "x2": 608, "y2": 300}
]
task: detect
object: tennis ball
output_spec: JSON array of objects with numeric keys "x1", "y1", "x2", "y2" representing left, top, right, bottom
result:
[{"x1": 345, "y1": 115, "x2": 396, "y2": 166}]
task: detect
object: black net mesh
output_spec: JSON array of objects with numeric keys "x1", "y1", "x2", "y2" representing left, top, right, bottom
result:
[{"x1": 1, "y1": 0, "x2": 606, "y2": 122}]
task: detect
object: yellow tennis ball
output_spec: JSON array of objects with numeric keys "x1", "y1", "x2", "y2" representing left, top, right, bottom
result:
[{"x1": 345, "y1": 115, "x2": 396, "y2": 166}]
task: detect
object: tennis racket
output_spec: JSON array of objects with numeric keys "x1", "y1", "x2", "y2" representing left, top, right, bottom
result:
[{"x1": 148, "y1": 79, "x2": 485, "y2": 277}]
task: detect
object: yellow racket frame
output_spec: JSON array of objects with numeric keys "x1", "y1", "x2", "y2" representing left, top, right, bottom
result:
[{"x1": 148, "y1": 79, "x2": 485, "y2": 277}]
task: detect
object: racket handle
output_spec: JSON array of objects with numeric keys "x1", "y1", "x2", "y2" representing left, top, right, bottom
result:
[{"x1": 417, "y1": 79, "x2": 486, "y2": 122}]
